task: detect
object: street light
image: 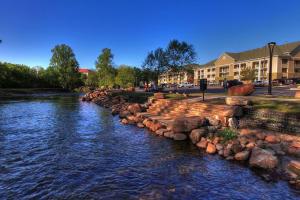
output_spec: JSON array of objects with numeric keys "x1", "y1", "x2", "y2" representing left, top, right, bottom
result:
[{"x1": 268, "y1": 42, "x2": 276, "y2": 95}]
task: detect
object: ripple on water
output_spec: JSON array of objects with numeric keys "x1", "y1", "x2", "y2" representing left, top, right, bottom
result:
[{"x1": 0, "y1": 96, "x2": 299, "y2": 199}]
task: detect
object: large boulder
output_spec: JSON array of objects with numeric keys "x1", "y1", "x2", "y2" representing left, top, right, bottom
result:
[
  {"x1": 171, "y1": 117, "x2": 206, "y2": 133},
  {"x1": 127, "y1": 103, "x2": 141, "y2": 114},
  {"x1": 228, "y1": 84, "x2": 255, "y2": 96},
  {"x1": 225, "y1": 97, "x2": 250, "y2": 106},
  {"x1": 189, "y1": 128, "x2": 208, "y2": 144},
  {"x1": 249, "y1": 147, "x2": 279, "y2": 169},
  {"x1": 173, "y1": 133, "x2": 187, "y2": 141}
]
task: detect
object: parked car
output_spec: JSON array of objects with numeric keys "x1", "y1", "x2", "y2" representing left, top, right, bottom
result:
[
  {"x1": 178, "y1": 82, "x2": 193, "y2": 88},
  {"x1": 254, "y1": 80, "x2": 265, "y2": 87}
]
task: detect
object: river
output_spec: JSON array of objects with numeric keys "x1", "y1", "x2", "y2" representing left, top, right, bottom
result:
[{"x1": 0, "y1": 95, "x2": 299, "y2": 199}]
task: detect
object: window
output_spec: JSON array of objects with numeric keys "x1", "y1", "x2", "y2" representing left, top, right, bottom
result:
[
  {"x1": 295, "y1": 68, "x2": 300, "y2": 73},
  {"x1": 234, "y1": 65, "x2": 239, "y2": 69},
  {"x1": 234, "y1": 72, "x2": 239, "y2": 76},
  {"x1": 282, "y1": 68, "x2": 287, "y2": 73},
  {"x1": 282, "y1": 59, "x2": 288, "y2": 65},
  {"x1": 207, "y1": 75, "x2": 210, "y2": 78},
  {"x1": 197, "y1": 71, "x2": 200, "y2": 76},
  {"x1": 295, "y1": 61, "x2": 300, "y2": 66},
  {"x1": 212, "y1": 68, "x2": 215, "y2": 72},
  {"x1": 207, "y1": 69, "x2": 211, "y2": 72}
]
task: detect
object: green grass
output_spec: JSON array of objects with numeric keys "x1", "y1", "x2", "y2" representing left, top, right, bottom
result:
[
  {"x1": 165, "y1": 93, "x2": 187, "y2": 100},
  {"x1": 218, "y1": 128, "x2": 238, "y2": 142},
  {"x1": 252, "y1": 99, "x2": 300, "y2": 114}
]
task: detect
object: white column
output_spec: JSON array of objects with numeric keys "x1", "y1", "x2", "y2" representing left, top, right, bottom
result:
[
  {"x1": 238, "y1": 64, "x2": 241, "y2": 81},
  {"x1": 258, "y1": 61, "x2": 261, "y2": 81}
]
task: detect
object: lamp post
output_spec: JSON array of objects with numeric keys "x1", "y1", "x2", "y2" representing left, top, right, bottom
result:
[{"x1": 268, "y1": 42, "x2": 276, "y2": 95}]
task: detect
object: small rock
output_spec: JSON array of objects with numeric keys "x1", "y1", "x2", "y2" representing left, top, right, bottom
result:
[
  {"x1": 234, "y1": 150, "x2": 250, "y2": 161},
  {"x1": 218, "y1": 150, "x2": 224, "y2": 156},
  {"x1": 121, "y1": 118, "x2": 128, "y2": 124},
  {"x1": 196, "y1": 138, "x2": 208, "y2": 149},
  {"x1": 288, "y1": 160, "x2": 300, "y2": 176},
  {"x1": 226, "y1": 156, "x2": 234, "y2": 160},
  {"x1": 213, "y1": 137, "x2": 220, "y2": 145},
  {"x1": 265, "y1": 135, "x2": 280, "y2": 144},
  {"x1": 155, "y1": 128, "x2": 168, "y2": 135},
  {"x1": 137, "y1": 122, "x2": 144, "y2": 128},
  {"x1": 249, "y1": 147, "x2": 278, "y2": 169},
  {"x1": 164, "y1": 131, "x2": 174, "y2": 138},
  {"x1": 232, "y1": 143, "x2": 243, "y2": 154},
  {"x1": 216, "y1": 143, "x2": 223, "y2": 151},
  {"x1": 119, "y1": 110, "x2": 131, "y2": 118},
  {"x1": 189, "y1": 128, "x2": 207, "y2": 144},
  {"x1": 173, "y1": 133, "x2": 187, "y2": 141},
  {"x1": 246, "y1": 142, "x2": 256, "y2": 149},
  {"x1": 206, "y1": 143, "x2": 216, "y2": 154}
]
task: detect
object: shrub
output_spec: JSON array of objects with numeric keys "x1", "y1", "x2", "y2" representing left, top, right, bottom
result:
[{"x1": 219, "y1": 128, "x2": 237, "y2": 141}]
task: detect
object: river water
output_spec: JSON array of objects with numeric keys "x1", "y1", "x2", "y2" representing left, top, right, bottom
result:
[{"x1": 0, "y1": 95, "x2": 299, "y2": 199}]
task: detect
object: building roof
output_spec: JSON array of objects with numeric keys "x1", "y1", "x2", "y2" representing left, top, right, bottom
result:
[
  {"x1": 79, "y1": 68, "x2": 93, "y2": 73},
  {"x1": 195, "y1": 41, "x2": 300, "y2": 69},
  {"x1": 225, "y1": 41, "x2": 300, "y2": 62},
  {"x1": 198, "y1": 59, "x2": 217, "y2": 68}
]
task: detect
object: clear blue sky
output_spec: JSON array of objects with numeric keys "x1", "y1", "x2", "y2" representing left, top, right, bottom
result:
[{"x1": 1, "y1": 0, "x2": 300, "y2": 69}]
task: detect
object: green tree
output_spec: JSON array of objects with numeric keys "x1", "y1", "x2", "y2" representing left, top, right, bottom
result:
[
  {"x1": 165, "y1": 39, "x2": 196, "y2": 72},
  {"x1": 142, "y1": 48, "x2": 167, "y2": 84},
  {"x1": 84, "y1": 72, "x2": 99, "y2": 88},
  {"x1": 115, "y1": 65, "x2": 135, "y2": 88},
  {"x1": 95, "y1": 48, "x2": 116, "y2": 88},
  {"x1": 49, "y1": 44, "x2": 81, "y2": 90},
  {"x1": 240, "y1": 67, "x2": 256, "y2": 82}
]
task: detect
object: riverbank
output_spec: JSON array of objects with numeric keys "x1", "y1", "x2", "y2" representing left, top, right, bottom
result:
[
  {"x1": 0, "y1": 88, "x2": 70, "y2": 98},
  {"x1": 82, "y1": 90, "x2": 300, "y2": 189}
]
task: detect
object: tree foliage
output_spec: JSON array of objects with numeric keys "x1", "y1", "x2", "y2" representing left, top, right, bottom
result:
[
  {"x1": 240, "y1": 67, "x2": 256, "y2": 81},
  {"x1": 142, "y1": 48, "x2": 167, "y2": 83},
  {"x1": 115, "y1": 65, "x2": 135, "y2": 88},
  {"x1": 165, "y1": 40, "x2": 196, "y2": 71},
  {"x1": 95, "y1": 48, "x2": 116, "y2": 88},
  {"x1": 142, "y1": 40, "x2": 196, "y2": 83},
  {"x1": 49, "y1": 44, "x2": 81, "y2": 90},
  {"x1": 0, "y1": 62, "x2": 60, "y2": 88},
  {"x1": 84, "y1": 72, "x2": 98, "y2": 88}
]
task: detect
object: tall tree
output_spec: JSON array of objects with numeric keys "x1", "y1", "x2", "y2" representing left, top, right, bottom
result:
[
  {"x1": 115, "y1": 65, "x2": 135, "y2": 88},
  {"x1": 142, "y1": 48, "x2": 167, "y2": 84},
  {"x1": 240, "y1": 67, "x2": 256, "y2": 82},
  {"x1": 95, "y1": 48, "x2": 116, "y2": 88},
  {"x1": 165, "y1": 39, "x2": 196, "y2": 72},
  {"x1": 49, "y1": 44, "x2": 81, "y2": 90}
]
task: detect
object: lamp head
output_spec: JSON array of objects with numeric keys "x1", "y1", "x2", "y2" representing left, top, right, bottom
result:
[{"x1": 268, "y1": 42, "x2": 276, "y2": 48}]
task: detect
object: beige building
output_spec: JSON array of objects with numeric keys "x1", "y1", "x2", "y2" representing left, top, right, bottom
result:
[
  {"x1": 194, "y1": 41, "x2": 300, "y2": 85},
  {"x1": 158, "y1": 65, "x2": 198, "y2": 85}
]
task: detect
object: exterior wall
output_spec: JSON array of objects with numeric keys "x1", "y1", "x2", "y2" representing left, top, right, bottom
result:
[{"x1": 158, "y1": 71, "x2": 193, "y2": 85}]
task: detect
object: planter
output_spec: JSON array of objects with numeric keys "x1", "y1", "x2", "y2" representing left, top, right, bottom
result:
[{"x1": 228, "y1": 84, "x2": 254, "y2": 96}]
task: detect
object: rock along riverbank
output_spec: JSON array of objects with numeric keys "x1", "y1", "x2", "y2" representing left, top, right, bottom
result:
[{"x1": 82, "y1": 90, "x2": 300, "y2": 189}]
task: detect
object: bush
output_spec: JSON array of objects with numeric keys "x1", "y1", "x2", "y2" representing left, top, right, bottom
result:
[{"x1": 219, "y1": 128, "x2": 237, "y2": 141}]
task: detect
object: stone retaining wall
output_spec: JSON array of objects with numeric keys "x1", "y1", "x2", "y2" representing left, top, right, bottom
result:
[{"x1": 240, "y1": 108, "x2": 300, "y2": 134}]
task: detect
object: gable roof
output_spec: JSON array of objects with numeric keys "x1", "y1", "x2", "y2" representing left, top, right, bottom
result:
[{"x1": 225, "y1": 41, "x2": 300, "y2": 62}]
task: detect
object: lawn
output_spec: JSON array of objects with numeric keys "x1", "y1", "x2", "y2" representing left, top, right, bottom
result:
[{"x1": 251, "y1": 99, "x2": 300, "y2": 114}]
